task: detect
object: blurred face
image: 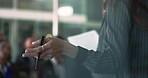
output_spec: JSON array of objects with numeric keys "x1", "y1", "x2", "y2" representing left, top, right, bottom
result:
[
  {"x1": 0, "y1": 41, "x2": 11, "y2": 64},
  {"x1": 24, "y1": 35, "x2": 37, "y2": 49}
]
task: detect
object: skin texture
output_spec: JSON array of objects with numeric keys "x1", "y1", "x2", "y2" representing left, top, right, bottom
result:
[{"x1": 22, "y1": 37, "x2": 78, "y2": 59}]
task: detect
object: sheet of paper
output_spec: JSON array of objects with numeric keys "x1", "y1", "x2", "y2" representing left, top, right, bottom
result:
[{"x1": 67, "y1": 30, "x2": 99, "y2": 51}]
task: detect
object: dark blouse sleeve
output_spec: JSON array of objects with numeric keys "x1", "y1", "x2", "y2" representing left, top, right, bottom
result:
[{"x1": 74, "y1": 1, "x2": 132, "y2": 74}]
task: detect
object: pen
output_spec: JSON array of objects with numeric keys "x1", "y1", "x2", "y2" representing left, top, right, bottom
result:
[{"x1": 35, "y1": 36, "x2": 45, "y2": 70}]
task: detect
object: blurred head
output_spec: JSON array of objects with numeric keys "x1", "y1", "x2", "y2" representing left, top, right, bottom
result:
[
  {"x1": 103, "y1": 0, "x2": 148, "y2": 29},
  {"x1": 24, "y1": 34, "x2": 37, "y2": 49},
  {"x1": 131, "y1": 0, "x2": 148, "y2": 29},
  {"x1": 0, "y1": 40, "x2": 11, "y2": 65}
]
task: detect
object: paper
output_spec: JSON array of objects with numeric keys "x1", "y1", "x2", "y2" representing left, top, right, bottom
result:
[{"x1": 67, "y1": 30, "x2": 99, "y2": 51}]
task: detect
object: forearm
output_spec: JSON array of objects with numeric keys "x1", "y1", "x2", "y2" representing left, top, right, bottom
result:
[{"x1": 74, "y1": 46, "x2": 120, "y2": 74}]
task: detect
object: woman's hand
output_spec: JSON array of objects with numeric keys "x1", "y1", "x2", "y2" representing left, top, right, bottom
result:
[{"x1": 22, "y1": 37, "x2": 78, "y2": 59}]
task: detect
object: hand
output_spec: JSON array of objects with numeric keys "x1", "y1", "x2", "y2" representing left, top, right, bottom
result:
[{"x1": 22, "y1": 37, "x2": 78, "y2": 59}]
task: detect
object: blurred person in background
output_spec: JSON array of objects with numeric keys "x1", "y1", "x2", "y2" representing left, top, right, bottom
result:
[
  {"x1": 24, "y1": 34, "x2": 38, "y2": 49},
  {"x1": 15, "y1": 34, "x2": 38, "y2": 78},
  {"x1": 0, "y1": 40, "x2": 12, "y2": 78},
  {"x1": 0, "y1": 32, "x2": 4, "y2": 40},
  {"x1": 22, "y1": 0, "x2": 148, "y2": 78}
]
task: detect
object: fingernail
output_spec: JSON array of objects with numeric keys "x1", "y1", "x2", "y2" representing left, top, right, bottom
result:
[
  {"x1": 35, "y1": 56, "x2": 38, "y2": 59},
  {"x1": 22, "y1": 54, "x2": 25, "y2": 57},
  {"x1": 32, "y1": 42, "x2": 37, "y2": 45},
  {"x1": 25, "y1": 50, "x2": 28, "y2": 53}
]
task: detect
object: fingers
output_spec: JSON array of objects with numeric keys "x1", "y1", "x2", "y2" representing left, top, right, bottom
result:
[
  {"x1": 22, "y1": 46, "x2": 60, "y2": 59},
  {"x1": 22, "y1": 37, "x2": 63, "y2": 59},
  {"x1": 40, "y1": 50, "x2": 59, "y2": 59},
  {"x1": 32, "y1": 37, "x2": 52, "y2": 46},
  {"x1": 22, "y1": 46, "x2": 44, "y2": 57},
  {"x1": 25, "y1": 46, "x2": 43, "y2": 53},
  {"x1": 22, "y1": 49, "x2": 54, "y2": 59},
  {"x1": 22, "y1": 52, "x2": 38, "y2": 58},
  {"x1": 42, "y1": 48, "x2": 62, "y2": 58},
  {"x1": 40, "y1": 53, "x2": 53, "y2": 59},
  {"x1": 22, "y1": 41, "x2": 52, "y2": 58}
]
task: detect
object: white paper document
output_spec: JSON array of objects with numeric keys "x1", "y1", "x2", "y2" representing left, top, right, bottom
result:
[{"x1": 67, "y1": 30, "x2": 99, "y2": 51}]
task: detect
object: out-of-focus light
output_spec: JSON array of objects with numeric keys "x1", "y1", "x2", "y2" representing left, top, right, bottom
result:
[{"x1": 58, "y1": 6, "x2": 73, "y2": 16}]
